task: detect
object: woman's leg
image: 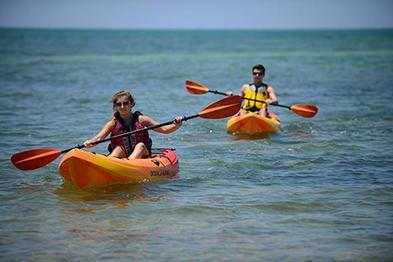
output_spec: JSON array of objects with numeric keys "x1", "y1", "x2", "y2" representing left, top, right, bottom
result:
[
  {"x1": 128, "y1": 142, "x2": 150, "y2": 159},
  {"x1": 108, "y1": 146, "x2": 127, "y2": 158}
]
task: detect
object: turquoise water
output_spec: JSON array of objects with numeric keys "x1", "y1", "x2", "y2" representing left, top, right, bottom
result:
[{"x1": 1, "y1": 28, "x2": 393, "y2": 260}]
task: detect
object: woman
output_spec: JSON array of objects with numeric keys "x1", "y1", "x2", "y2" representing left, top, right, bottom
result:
[{"x1": 84, "y1": 90, "x2": 182, "y2": 159}]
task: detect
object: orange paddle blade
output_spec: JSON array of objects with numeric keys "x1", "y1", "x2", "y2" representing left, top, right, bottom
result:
[
  {"x1": 290, "y1": 104, "x2": 318, "y2": 118},
  {"x1": 11, "y1": 148, "x2": 62, "y2": 171},
  {"x1": 199, "y1": 95, "x2": 242, "y2": 119},
  {"x1": 185, "y1": 80, "x2": 209, "y2": 94}
]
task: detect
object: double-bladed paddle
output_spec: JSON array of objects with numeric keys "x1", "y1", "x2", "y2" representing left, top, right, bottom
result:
[
  {"x1": 185, "y1": 80, "x2": 318, "y2": 118},
  {"x1": 11, "y1": 95, "x2": 242, "y2": 171}
]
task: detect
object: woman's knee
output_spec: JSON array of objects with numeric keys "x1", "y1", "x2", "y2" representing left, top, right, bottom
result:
[
  {"x1": 109, "y1": 146, "x2": 126, "y2": 158},
  {"x1": 129, "y1": 143, "x2": 149, "y2": 159}
]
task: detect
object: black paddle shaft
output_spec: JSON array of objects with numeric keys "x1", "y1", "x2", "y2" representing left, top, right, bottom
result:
[
  {"x1": 65, "y1": 114, "x2": 200, "y2": 152},
  {"x1": 208, "y1": 90, "x2": 228, "y2": 96},
  {"x1": 103, "y1": 114, "x2": 198, "y2": 143},
  {"x1": 208, "y1": 90, "x2": 290, "y2": 109}
]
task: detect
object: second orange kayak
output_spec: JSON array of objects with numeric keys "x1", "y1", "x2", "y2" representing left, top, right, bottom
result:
[{"x1": 227, "y1": 112, "x2": 280, "y2": 135}]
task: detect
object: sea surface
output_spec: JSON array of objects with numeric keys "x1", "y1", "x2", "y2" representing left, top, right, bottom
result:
[{"x1": 0, "y1": 28, "x2": 392, "y2": 261}]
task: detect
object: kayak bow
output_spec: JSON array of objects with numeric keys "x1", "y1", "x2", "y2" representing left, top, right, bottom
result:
[{"x1": 227, "y1": 112, "x2": 280, "y2": 135}]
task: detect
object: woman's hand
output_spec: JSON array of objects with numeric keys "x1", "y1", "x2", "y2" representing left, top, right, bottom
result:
[{"x1": 83, "y1": 139, "x2": 94, "y2": 148}]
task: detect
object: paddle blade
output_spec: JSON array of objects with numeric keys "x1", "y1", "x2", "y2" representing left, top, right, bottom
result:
[
  {"x1": 185, "y1": 80, "x2": 209, "y2": 95},
  {"x1": 11, "y1": 148, "x2": 62, "y2": 171},
  {"x1": 290, "y1": 104, "x2": 318, "y2": 118},
  {"x1": 199, "y1": 95, "x2": 242, "y2": 119}
]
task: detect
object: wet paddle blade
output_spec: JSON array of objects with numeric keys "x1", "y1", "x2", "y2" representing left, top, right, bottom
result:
[
  {"x1": 11, "y1": 148, "x2": 62, "y2": 170},
  {"x1": 199, "y1": 95, "x2": 242, "y2": 119},
  {"x1": 185, "y1": 80, "x2": 209, "y2": 95},
  {"x1": 291, "y1": 104, "x2": 318, "y2": 118}
]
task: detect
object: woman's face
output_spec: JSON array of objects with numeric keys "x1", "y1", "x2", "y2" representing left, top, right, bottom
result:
[{"x1": 114, "y1": 95, "x2": 132, "y2": 115}]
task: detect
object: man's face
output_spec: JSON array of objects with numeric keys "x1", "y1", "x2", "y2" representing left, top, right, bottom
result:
[{"x1": 252, "y1": 70, "x2": 264, "y2": 81}]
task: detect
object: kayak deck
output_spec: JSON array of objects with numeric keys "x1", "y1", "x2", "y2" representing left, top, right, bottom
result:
[
  {"x1": 227, "y1": 112, "x2": 280, "y2": 135},
  {"x1": 58, "y1": 148, "x2": 179, "y2": 189}
]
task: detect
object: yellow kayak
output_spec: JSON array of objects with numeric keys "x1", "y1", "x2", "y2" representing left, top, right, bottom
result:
[
  {"x1": 58, "y1": 148, "x2": 179, "y2": 189},
  {"x1": 227, "y1": 112, "x2": 280, "y2": 135}
]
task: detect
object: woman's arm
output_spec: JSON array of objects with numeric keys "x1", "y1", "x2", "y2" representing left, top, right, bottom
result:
[
  {"x1": 83, "y1": 119, "x2": 115, "y2": 147},
  {"x1": 139, "y1": 115, "x2": 182, "y2": 134}
]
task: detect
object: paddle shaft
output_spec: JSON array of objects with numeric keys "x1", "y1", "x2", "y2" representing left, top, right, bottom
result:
[
  {"x1": 186, "y1": 81, "x2": 317, "y2": 118},
  {"x1": 207, "y1": 90, "x2": 289, "y2": 109},
  {"x1": 208, "y1": 90, "x2": 228, "y2": 96},
  {"x1": 11, "y1": 94, "x2": 245, "y2": 171},
  {"x1": 65, "y1": 114, "x2": 200, "y2": 151},
  {"x1": 239, "y1": 96, "x2": 288, "y2": 109}
]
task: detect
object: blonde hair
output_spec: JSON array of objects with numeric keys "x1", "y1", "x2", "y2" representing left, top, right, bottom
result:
[{"x1": 112, "y1": 90, "x2": 136, "y2": 109}]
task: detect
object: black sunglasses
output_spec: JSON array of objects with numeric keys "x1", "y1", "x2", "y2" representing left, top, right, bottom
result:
[{"x1": 115, "y1": 101, "x2": 130, "y2": 107}]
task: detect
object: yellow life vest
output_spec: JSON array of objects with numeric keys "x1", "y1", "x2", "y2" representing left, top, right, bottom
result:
[{"x1": 242, "y1": 83, "x2": 269, "y2": 111}]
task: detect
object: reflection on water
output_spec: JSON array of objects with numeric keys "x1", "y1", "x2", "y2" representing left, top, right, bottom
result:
[
  {"x1": 54, "y1": 181, "x2": 167, "y2": 204},
  {"x1": 227, "y1": 132, "x2": 271, "y2": 141}
]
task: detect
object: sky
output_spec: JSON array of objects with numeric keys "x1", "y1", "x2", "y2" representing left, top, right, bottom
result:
[{"x1": 0, "y1": 0, "x2": 392, "y2": 30}]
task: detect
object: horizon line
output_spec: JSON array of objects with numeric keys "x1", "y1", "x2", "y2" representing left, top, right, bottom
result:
[{"x1": 1, "y1": 26, "x2": 393, "y2": 31}]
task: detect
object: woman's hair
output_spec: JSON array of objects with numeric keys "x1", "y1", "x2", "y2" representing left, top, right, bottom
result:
[{"x1": 112, "y1": 90, "x2": 136, "y2": 110}]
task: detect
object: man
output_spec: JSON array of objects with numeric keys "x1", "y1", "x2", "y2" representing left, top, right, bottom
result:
[{"x1": 235, "y1": 64, "x2": 278, "y2": 117}]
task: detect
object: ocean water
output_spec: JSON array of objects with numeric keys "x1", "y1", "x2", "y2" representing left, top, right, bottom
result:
[{"x1": 0, "y1": 28, "x2": 392, "y2": 261}]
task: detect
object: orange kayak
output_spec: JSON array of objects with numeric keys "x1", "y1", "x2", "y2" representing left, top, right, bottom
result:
[
  {"x1": 227, "y1": 112, "x2": 280, "y2": 135},
  {"x1": 58, "y1": 148, "x2": 179, "y2": 189}
]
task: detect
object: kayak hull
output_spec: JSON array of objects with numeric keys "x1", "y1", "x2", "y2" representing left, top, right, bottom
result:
[
  {"x1": 58, "y1": 148, "x2": 179, "y2": 189},
  {"x1": 227, "y1": 112, "x2": 280, "y2": 135}
]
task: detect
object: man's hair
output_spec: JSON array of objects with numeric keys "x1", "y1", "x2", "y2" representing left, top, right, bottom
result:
[{"x1": 252, "y1": 64, "x2": 265, "y2": 75}]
